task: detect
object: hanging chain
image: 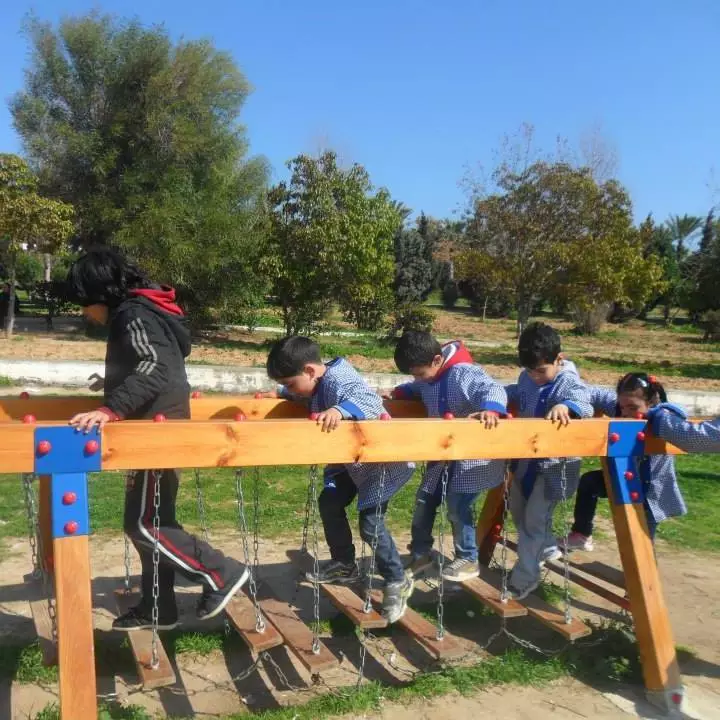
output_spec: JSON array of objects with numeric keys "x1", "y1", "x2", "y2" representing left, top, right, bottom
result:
[
  {"x1": 558, "y1": 460, "x2": 572, "y2": 625},
  {"x1": 234, "y1": 469, "x2": 266, "y2": 633},
  {"x1": 194, "y1": 469, "x2": 210, "y2": 544},
  {"x1": 251, "y1": 468, "x2": 266, "y2": 632},
  {"x1": 435, "y1": 464, "x2": 449, "y2": 641},
  {"x1": 499, "y1": 462, "x2": 512, "y2": 605},
  {"x1": 300, "y1": 475, "x2": 313, "y2": 553},
  {"x1": 150, "y1": 471, "x2": 161, "y2": 670},
  {"x1": 309, "y1": 465, "x2": 322, "y2": 655},
  {"x1": 21, "y1": 473, "x2": 40, "y2": 578}
]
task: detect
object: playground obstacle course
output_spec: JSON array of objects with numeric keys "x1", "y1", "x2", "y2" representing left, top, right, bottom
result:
[{"x1": 0, "y1": 394, "x2": 697, "y2": 719}]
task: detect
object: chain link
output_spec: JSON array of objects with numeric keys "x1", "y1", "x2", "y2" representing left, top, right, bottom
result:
[
  {"x1": 301, "y1": 475, "x2": 313, "y2": 553},
  {"x1": 558, "y1": 460, "x2": 572, "y2": 625},
  {"x1": 499, "y1": 462, "x2": 512, "y2": 605},
  {"x1": 21, "y1": 473, "x2": 41, "y2": 577},
  {"x1": 150, "y1": 471, "x2": 161, "y2": 670},
  {"x1": 194, "y1": 469, "x2": 210, "y2": 544},
  {"x1": 309, "y1": 465, "x2": 322, "y2": 655},
  {"x1": 434, "y1": 464, "x2": 450, "y2": 641}
]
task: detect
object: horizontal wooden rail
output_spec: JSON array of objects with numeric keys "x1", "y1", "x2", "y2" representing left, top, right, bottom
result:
[{"x1": 0, "y1": 416, "x2": 690, "y2": 473}]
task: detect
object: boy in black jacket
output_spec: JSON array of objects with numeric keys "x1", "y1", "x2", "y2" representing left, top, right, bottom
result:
[{"x1": 67, "y1": 247, "x2": 248, "y2": 631}]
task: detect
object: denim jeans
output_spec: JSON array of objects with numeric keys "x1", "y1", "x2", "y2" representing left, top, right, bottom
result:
[
  {"x1": 318, "y1": 470, "x2": 405, "y2": 583},
  {"x1": 410, "y1": 486, "x2": 480, "y2": 562}
]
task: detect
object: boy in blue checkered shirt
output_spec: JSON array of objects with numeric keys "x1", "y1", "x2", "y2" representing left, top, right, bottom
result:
[
  {"x1": 265, "y1": 336, "x2": 415, "y2": 623},
  {"x1": 391, "y1": 331, "x2": 508, "y2": 582}
]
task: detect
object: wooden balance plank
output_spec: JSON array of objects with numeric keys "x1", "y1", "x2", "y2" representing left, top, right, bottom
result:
[
  {"x1": 258, "y1": 597, "x2": 337, "y2": 673},
  {"x1": 23, "y1": 574, "x2": 58, "y2": 666},
  {"x1": 461, "y1": 574, "x2": 528, "y2": 618},
  {"x1": 114, "y1": 589, "x2": 176, "y2": 690},
  {"x1": 225, "y1": 591, "x2": 284, "y2": 653},
  {"x1": 521, "y1": 591, "x2": 592, "y2": 641},
  {"x1": 368, "y1": 589, "x2": 464, "y2": 660},
  {"x1": 570, "y1": 560, "x2": 626, "y2": 590},
  {"x1": 541, "y1": 559, "x2": 630, "y2": 611},
  {"x1": 321, "y1": 584, "x2": 388, "y2": 629}
]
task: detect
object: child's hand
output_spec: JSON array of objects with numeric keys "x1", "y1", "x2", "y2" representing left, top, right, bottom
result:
[
  {"x1": 380, "y1": 391, "x2": 393, "y2": 400},
  {"x1": 469, "y1": 410, "x2": 500, "y2": 428},
  {"x1": 316, "y1": 408, "x2": 343, "y2": 433},
  {"x1": 70, "y1": 409, "x2": 113, "y2": 433},
  {"x1": 88, "y1": 373, "x2": 104, "y2": 392},
  {"x1": 546, "y1": 404, "x2": 571, "y2": 426}
]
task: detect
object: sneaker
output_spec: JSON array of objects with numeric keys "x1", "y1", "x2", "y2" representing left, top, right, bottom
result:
[
  {"x1": 197, "y1": 566, "x2": 250, "y2": 620},
  {"x1": 540, "y1": 546, "x2": 563, "y2": 566},
  {"x1": 441, "y1": 557, "x2": 480, "y2": 582},
  {"x1": 559, "y1": 532, "x2": 594, "y2": 552},
  {"x1": 305, "y1": 559, "x2": 359, "y2": 585},
  {"x1": 404, "y1": 553, "x2": 434, "y2": 577},
  {"x1": 113, "y1": 605, "x2": 178, "y2": 632},
  {"x1": 508, "y1": 578, "x2": 541, "y2": 600},
  {"x1": 382, "y1": 575, "x2": 414, "y2": 623}
]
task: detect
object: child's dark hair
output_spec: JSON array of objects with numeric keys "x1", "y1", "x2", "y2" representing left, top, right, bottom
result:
[
  {"x1": 66, "y1": 246, "x2": 148, "y2": 307},
  {"x1": 394, "y1": 331, "x2": 442, "y2": 374},
  {"x1": 616, "y1": 372, "x2": 668, "y2": 404},
  {"x1": 266, "y1": 336, "x2": 322, "y2": 380},
  {"x1": 518, "y1": 322, "x2": 561, "y2": 368}
]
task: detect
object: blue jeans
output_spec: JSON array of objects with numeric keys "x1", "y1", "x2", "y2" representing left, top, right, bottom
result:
[
  {"x1": 318, "y1": 470, "x2": 405, "y2": 583},
  {"x1": 411, "y1": 486, "x2": 480, "y2": 562}
]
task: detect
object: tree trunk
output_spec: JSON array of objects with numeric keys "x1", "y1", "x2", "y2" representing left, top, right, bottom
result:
[
  {"x1": 482, "y1": 296, "x2": 488, "y2": 322},
  {"x1": 5, "y1": 263, "x2": 17, "y2": 339},
  {"x1": 44, "y1": 254, "x2": 53, "y2": 282},
  {"x1": 516, "y1": 297, "x2": 532, "y2": 338}
]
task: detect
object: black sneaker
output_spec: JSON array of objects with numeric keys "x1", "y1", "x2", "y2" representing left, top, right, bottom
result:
[
  {"x1": 112, "y1": 605, "x2": 178, "y2": 632},
  {"x1": 305, "y1": 559, "x2": 359, "y2": 585},
  {"x1": 197, "y1": 566, "x2": 250, "y2": 620}
]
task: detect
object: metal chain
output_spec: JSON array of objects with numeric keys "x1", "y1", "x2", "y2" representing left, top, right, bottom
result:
[
  {"x1": 21, "y1": 473, "x2": 40, "y2": 578},
  {"x1": 150, "y1": 471, "x2": 161, "y2": 670},
  {"x1": 499, "y1": 462, "x2": 512, "y2": 605},
  {"x1": 558, "y1": 460, "x2": 572, "y2": 625},
  {"x1": 357, "y1": 466, "x2": 387, "y2": 689},
  {"x1": 309, "y1": 465, "x2": 322, "y2": 655},
  {"x1": 234, "y1": 469, "x2": 266, "y2": 633},
  {"x1": 251, "y1": 468, "x2": 266, "y2": 632},
  {"x1": 435, "y1": 464, "x2": 449, "y2": 641},
  {"x1": 300, "y1": 476, "x2": 313, "y2": 553},
  {"x1": 194, "y1": 469, "x2": 210, "y2": 544}
]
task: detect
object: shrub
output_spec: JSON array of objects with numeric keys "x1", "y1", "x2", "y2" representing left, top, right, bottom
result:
[
  {"x1": 387, "y1": 303, "x2": 435, "y2": 338},
  {"x1": 701, "y1": 309, "x2": 720, "y2": 342},
  {"x1": 441, "y1": 280, "x2": 459, "y2": 309}
]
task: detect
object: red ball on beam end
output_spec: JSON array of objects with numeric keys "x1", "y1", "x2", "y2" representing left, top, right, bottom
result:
[
  {"x1": 22, "y1": 414, "x2": 36, "y2": 424},
  {"x1": 19, "y1": 391, "x2": 30, "y2": 400},
  {"x1": 624, "y1": 471, "x2": 635, "y2": 481},
  {"x1": 443, "y1": 412, "x2": 455, "y2": 420},
  {"x1": 191, "y1": 391, "x2": 202, "y2": 399},
  {"x1": 637, "y1": 431, "x2": 646, "y2": 441},
  {"x1": 379, "y1": 412, "x2": 391, "y2": 421},
  {"x1": 36, "y1": 440, "x2": 52, "y2": 456},
  {"x1": 609, "y1": 432, "x2": 620, "y2": 443},
  {"x1": 234, "y1": 412, "x2": 247, "y2": 422},
  {"x1": 254, "y1": 392, "x2": 263, "y2": 399},
  {"x1": 635, "y1": 412, "x2": 646, "y2": 420},
  {"x1": 630, "y1": 491, "x2": 640, "y2": 501},
  {"x1": 64, "y1": 521, "x2": 79, "y2": 535},
  {"x1": 309, "y1": 412, "x2": 319, "y2": 421},
  {"x1": 153, "y1": 414, "x2": 167, "y2": 423},
  {"x1": 84, "y1": 439, "x2": 99, "y2": 456}
]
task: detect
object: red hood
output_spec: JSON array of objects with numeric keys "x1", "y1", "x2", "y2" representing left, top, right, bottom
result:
[
  {"x1": 434, "y1": 340, "x2": 473, "y2": 380},
  {"x1": 129, "y1": 287, "x2": 184, "y2": 316}
]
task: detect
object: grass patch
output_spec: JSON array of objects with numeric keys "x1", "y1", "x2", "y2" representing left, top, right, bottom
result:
[{"x1": 0, "y1": 642, "x2": 58, "y2": 684}]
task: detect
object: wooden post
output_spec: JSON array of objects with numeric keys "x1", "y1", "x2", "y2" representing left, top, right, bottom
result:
[
  {"x1": 476, "y1": 472, "x2": 513, "y2": 566},
  {"x1": 603, "y1": 424, "x2": 684, "y2": 714}
]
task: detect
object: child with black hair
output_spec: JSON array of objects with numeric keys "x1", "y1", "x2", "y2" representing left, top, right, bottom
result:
[
  {"x1": 265, "y1": 336, "x2": 415, "y2": 623},
  {"x1": 67, "y1": 246, "x2": 248, "y2": 631},
  {"x1": 562, "y1": 373, "x2": 687, "y2": 551},
  {"x1": 391, "y1": 331, "x2": 507, "y2": 581},
  {"x1": 505, "y1": 322, "x2": 593, "y2": 599}
]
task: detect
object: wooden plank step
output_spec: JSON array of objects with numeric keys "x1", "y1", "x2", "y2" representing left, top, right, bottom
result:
[
  {"x1": 571, "y1": 560, "x2": 626, "y2": 590},
  {"x1": 114, "y1": 589, "x2": 177, "y2": 690},
  {"x1": 521, "y1": 592, "x2": 592, "y2": 641},
  {"x1": 23, "y1": 574, "x2": 57, "y2": 666},
  {"x1": 461, "y1": 574, "x2": 528, "y2": 618},
  {"x1": 321, "y1": 584, "x2": 388, "y2": 629},
  {"x1": 225, "y1": 591, "x2": 285, "y2": 653},
  {"x1": 258, "y1": 597, "x2": 338, "y2": 674},
  {"x1": 368, "y1": 590, "x2": 464, "y2": 660}
]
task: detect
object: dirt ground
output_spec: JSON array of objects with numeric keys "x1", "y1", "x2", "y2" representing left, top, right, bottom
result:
[{"x1": 1, "y1": 522, "x2": 719, "y2": 720}]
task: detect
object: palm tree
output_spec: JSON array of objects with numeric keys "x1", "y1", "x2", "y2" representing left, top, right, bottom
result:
[{"x1": 665, "y1": 213, "x2": 702, "y2": 260}]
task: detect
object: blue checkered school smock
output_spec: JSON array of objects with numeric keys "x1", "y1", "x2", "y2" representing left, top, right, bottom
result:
[
  {"x1": 506, "y1": 361, "x2": 593, "y2": 502},
  {"x1": 653, "y1": 412, "x2": 720, "y2": 454},
  {"x1": 279, "y1": 358, "x2": 414, "y2": 510},
  {"x1": 590, "y1": 386, "x2": 687, "y2": 524},
  {"x1": 395, "y1": 361, "x2": 507, "y2": 495}
]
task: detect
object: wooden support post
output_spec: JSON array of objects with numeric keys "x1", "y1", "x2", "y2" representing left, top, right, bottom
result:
[
  {"x1": 476, "y1": 482, "x2": 507, "y2": 566},
  {"x1": 603, "y1": 422, "x2": 684, "y2": 714}
]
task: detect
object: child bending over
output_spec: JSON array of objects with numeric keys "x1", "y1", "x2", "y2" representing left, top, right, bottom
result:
[
  {"x1": 67, "y1": 247, "x2": 248, "y2": 630},
  {"x1": 392, "y1": 331, "x2": 507, "y2": 582},
  {"x1": 562, "y1": 374, "x2": 687, "y2": 552},
  {"x1": 505, "y1": 322, "x2": 593, "y2": 599},
  {"x1": 265, "y1": 336, "x2": 415, "y2": 623}
]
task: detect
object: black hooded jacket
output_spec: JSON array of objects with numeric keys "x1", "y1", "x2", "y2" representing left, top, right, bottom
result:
[{"x1": 100, "y1": 287, "x2": 191, "y2": 421}]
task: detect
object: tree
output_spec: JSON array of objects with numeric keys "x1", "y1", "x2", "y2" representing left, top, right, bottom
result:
[
  {"x1": 394, "y1": 213, "x2": 435, "y2": 305},
  {"x1": 11, "y1": 12, "x2": 268, "y2": 324},
  {"x1": 459, "y1": 161, "x2": 662, "y2": 335},
  {"x1": 266, "y1": 152, "x2": 400, "y2": 334},
  {"x1": 0, "y1": 154, "x2": 74, "y2": 336},
  {"x1": 683, "y1": 210, "x2": 720, "y2": 321}
]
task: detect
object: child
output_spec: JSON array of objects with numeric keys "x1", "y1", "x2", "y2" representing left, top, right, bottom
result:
[
  {"x1": 505, "y1": 322, "x2": 593, "y2": 599},
  {"x1": 649, "y1": 408, "x2": 720, "y2": 453},
  {"x1": 67, "y1": 247, "x2": 248, "y2": 631},
  {"x1": 562, "y1": 374, "x2": 687, "y2": 552},
  {"x1": 265, "y1": 336, "x2": 415, "y2": 623},
  {"x1": 391, "y1": 331, "x2": 507, "y2": 581}
]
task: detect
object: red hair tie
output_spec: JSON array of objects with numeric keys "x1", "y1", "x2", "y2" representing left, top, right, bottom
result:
[{"x1": 648, "y1": 375, "x2": 657, "y2": 384}]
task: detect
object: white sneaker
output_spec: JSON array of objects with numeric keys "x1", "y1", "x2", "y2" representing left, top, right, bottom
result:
[
  {"x1": 540, "y1": 546, "x2": 562, "y2": 565},
  {"x1": 558, "y1": 532, "x2": 594, "y2": 552}
]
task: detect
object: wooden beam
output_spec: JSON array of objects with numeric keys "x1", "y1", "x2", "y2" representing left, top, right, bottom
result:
[
  {"x1": 0, "y1": 397, "x2": 102, "y2": 422},
  {"x1": 570, "y1": 560, "x2": 626, "y2": 590},
  {"x1": 99, "y1": 418, "x2": 624, "y2": 470},
  {"x1": 225, "y1": 592, "x2": 285, "y2": 653},
  {"x1": 53, "y1": 535, "x2": 97, "y2": 720},
  {"x1": 321, "y1": 584, "x2": 388, "y2": 629},
  {"x1": 0, "y1": 424, "x2": 35, "y2": 473},
  {"x1": 114, "y1": 590, "x2": 177, "y2": 689},
  {"x1": 521, "y1": 590, "x2": 592, "y2": 641},
  {"x1": 602, "y1": 459, "x2": 682, "y2": 701},
  {"x1": 461, "y1": 575, "x2": 528, "y2": 618}
]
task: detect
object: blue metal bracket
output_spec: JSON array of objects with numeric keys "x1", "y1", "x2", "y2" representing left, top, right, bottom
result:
[
  {"x1": 34, "y1": 427, "x2": 102, "y2": 475},
  {"x1": 50, "y1": 473, "x2": 90, "y2": 538},
  {"x1": 606, "y1": 420, "x2": 647, "y2": 505}
]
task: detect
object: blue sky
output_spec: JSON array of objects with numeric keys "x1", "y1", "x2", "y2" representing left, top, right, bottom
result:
[{"x1": 1, "y1": 0, "x2": 718, "y2": 222}]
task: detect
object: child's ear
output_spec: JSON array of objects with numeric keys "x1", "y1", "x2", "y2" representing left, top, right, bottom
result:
[
  {"x1": 303, "y1": 364, "x2": 316, "y2": 379},
  {"x1": 432, "y1": 354, "x2": 443, "y2": 367}
]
